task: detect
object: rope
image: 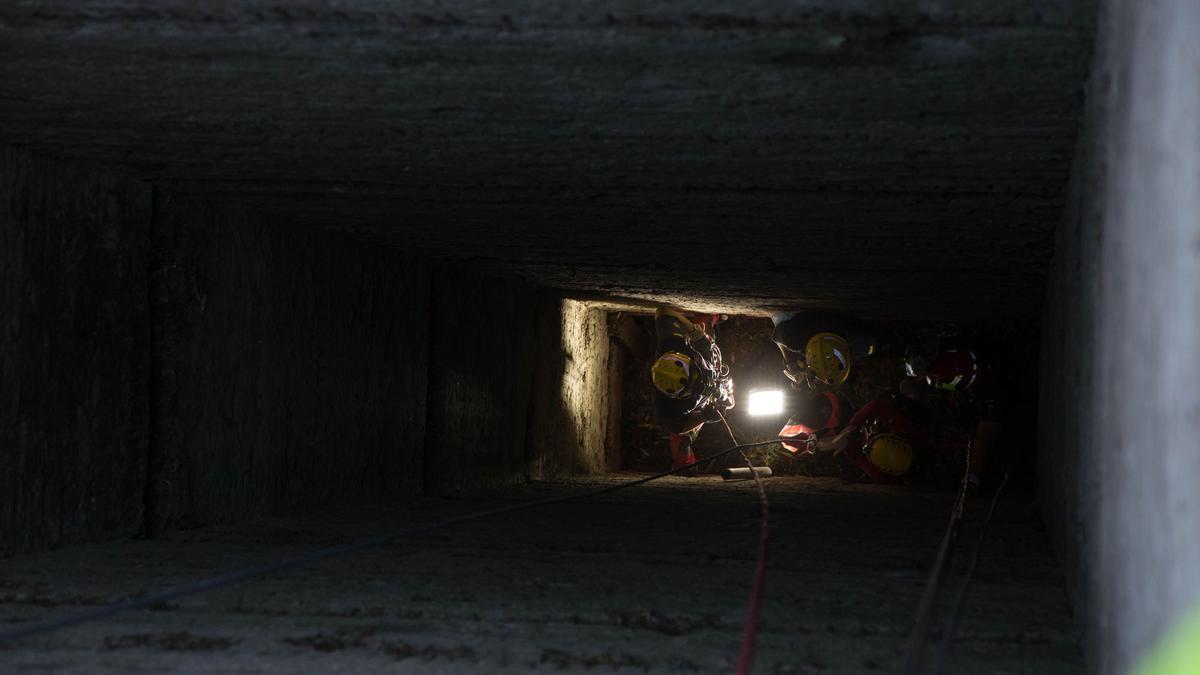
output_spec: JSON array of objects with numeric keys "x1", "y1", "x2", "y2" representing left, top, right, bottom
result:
[
  {"x1": 929, "y1": 464, "x2": 1012, "y2": 673},
  {"x1": 717, "y1": 411, "x2": 771, "y2": 675},
  {"x1": 897, "y1": 440, "x2": 972, "y2": 675},
  {"x1": 0, "y1": 438, "x2": 782, "y2": 646}
]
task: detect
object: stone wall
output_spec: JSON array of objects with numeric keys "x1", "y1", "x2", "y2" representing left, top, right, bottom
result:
[{"x1": 0, "y1": 147, "x2": 151, "y2": 555}]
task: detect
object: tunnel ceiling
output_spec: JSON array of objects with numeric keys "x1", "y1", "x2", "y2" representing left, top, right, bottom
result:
[{"x1": 0, "y1": 1, "x2": 1093, "y2": 318}]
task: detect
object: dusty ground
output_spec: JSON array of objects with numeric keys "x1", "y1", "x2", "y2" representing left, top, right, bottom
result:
[{"x1": 0, "y1": 475, "x2": 1079, "y2": 673}]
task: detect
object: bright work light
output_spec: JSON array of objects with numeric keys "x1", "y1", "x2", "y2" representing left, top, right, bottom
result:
[{"x1": 747, "y1": 389, "x2": 785, "y2": 416}]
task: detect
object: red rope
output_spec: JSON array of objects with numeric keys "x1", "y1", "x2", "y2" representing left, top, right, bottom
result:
[
  {"x1": 735, "y1": 449, "x2": 770, "y2": 675},
  {"x1": 718, "y1": 412, "x2": 771, "y2": 675}
]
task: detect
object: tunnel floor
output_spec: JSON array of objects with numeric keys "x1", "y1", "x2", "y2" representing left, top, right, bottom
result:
[{"x1": 0, "y1": 475, "x2": 1080, "y2": 673}]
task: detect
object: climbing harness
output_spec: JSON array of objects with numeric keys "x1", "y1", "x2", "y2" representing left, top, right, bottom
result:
[{"x1": 686, "y1": 325, "x2": 733, "y2": 416}]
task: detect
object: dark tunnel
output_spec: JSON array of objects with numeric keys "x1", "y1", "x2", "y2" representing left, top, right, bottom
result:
[{"x1": 2, "y1": 1, "x2": 1200, "y2": 673}]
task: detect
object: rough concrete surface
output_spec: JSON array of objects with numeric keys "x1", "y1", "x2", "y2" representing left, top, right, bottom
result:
[
  {"x1": 1039, "y1": 0, "x2": 1200, "y2": 671},
  {"x1": 0, "y1": 476, "x2": 1080, "y2": 673},
  {"x1": 3, "y1": 144, "x2": 615, "y2": 548},
  {"x1": 1091, "y1": 0, "x2": 1200, "y2": 670},
  {"x1": 0, "y1": 147, "x2": 151, "y2": 556},
  {"x1": 0, "y1": 0, "x2": 1095, "y2": 317},
  {"x1": 424, "y1": 268, "x2": 546, "y2": 493},
  {"x1": 151, "y1": 192, "x2": 434, "y2": 530},
  {"x1": 1, "y1": 145, "x2": 446, "y2": 546},
  {"x1": 1036, "y1": 0, "x2": 1106, "y2": 640}
]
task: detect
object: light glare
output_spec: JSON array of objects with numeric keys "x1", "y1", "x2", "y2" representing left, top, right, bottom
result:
[{"x1": 747, "y1": 389, "x2": 785, "y2": 416}]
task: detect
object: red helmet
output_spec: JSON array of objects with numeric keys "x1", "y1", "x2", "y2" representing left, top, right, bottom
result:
[{"x1": 926, "y1": 349, "x2": 980, "y2": 392}]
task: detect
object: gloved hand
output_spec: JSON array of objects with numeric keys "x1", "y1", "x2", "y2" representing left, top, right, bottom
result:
[{"x1": 783, "y1": 356, "x2": 807, "y2": 386}]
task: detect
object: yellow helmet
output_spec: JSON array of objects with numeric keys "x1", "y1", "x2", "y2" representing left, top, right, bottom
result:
[
  {"x1": 804, "y1": 332, "x2": 851, "y2": 386},
  {"x1": 865, "y1": 433, "x2": 914, "y2": 476},
  {"x1": 652, "y1": 351, "x2": 694, "y2": 398}
]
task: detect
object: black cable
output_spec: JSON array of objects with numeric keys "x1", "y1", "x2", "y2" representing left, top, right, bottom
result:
[{"x1": 0, "y1": 439, "x2": 784, "y2": 646}]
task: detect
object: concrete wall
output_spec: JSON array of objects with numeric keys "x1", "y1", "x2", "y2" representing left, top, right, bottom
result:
[
  {"x1": 423, "y1": 268, "x2": 541, "y2": 492},
  {"x1": 155, "y1": 195, "x2": 612, "y2": 522},
  {"x1": 0, "y1": 147, "x2": 151, "y2": 556},
  {"x1": 0, "y1": 0, "x2": 1092, "y2": 321},
  {"x1": 2, "y1": 145, "x2": 614, "y2": 553},
  {"x1": 150, "y1": 192, "x2": 432, "y2": 529},
  {"x1": 1040, "y1": 0, "x2": 1200, "y2": 671},
  {"x1": 1037, "y1": 16, "x2": 1107, "y2": 627}
]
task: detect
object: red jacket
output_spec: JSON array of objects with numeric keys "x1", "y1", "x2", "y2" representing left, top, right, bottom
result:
[{"x1": 842, "y1": 395, "x2": 929, "y2": 485}]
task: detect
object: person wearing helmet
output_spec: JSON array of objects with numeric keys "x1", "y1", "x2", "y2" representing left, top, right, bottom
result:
[
  {"x1": 778, "y1": 389, "x2": 854, "y2": 455},
  {"x1": 809, "y1": 393, "x2": 930, "y2": 486},
  {"x1": 651, "y1": 307, "x2": 735, "y2": 472},
  {"x1": 902, "y1": 346, "x2": 1005, "y2": 491},
  {"x1": 770, "y1": 311, "x2": 882, "y2": 389}
]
